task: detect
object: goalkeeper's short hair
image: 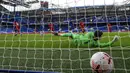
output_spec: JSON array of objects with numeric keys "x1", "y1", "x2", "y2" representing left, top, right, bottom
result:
[{"x1": 94, "y1": 30, "x2": 103, "y2": 38}]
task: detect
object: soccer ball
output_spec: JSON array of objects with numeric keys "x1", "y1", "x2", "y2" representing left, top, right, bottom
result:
[{"x1": 90, "y1": 52, "x2": 114, "y2": 73}]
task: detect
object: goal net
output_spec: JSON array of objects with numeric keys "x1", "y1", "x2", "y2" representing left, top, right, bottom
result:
[{"x1": 0, "y1": 0, "x2": 130, "y2": 73}]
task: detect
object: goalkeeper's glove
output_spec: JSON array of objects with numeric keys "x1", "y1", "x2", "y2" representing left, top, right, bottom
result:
[
  {"x1": 53, "y1": 32, "x2": 59, "y2": 36},
  {"x1": 112, "y1": 35, "x2": 119, "y2": 43}
]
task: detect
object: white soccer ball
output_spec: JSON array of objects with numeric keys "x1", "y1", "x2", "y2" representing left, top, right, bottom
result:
[{"x1": 90, "y1": 52, "x2": 114, "y2": 73}]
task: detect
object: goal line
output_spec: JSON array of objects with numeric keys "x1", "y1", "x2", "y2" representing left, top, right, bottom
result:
[{"x1": 0, "y1": 47, "x2": 130, "y2": 51}]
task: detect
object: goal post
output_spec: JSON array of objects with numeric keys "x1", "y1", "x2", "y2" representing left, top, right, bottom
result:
[{"x1": 0, "y1": 69, "x2": 60, "y2": 73}]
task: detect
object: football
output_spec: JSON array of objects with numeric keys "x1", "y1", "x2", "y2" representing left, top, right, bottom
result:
[{"x1": 90, "y1": 52, "x2": 114, "y2": 73}]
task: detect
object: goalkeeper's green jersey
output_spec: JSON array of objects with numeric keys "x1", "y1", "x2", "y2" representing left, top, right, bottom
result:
[{"x1": 61, "y1": 32, "x2": 114, "y2": 47}]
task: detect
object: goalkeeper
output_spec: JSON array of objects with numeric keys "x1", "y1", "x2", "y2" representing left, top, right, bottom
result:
[{"x1": 53, "y1": 30, "x2": 119, "y2": 47}]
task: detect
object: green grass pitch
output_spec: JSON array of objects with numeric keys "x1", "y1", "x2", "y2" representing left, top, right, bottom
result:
[{"x1": 0, "y1": 32, "x2": 130, "y2": 73}]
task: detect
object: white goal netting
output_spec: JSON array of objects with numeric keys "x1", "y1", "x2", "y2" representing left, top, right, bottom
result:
[{"x1": 0, "y1": 0, "x2": 130, "y2": 73}]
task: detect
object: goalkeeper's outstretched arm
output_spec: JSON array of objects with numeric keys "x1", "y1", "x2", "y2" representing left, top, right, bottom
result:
[
  {"x1": 54, "y1": 32, "x2": 73, "y2": 37},
  {"x1": 97, "y1": 35, "x2": 119, "y2": 47},
  {"x1": 53, "y1": 32, "x2": 80, "y2": 39},
  {"x1": 53, "y1": 32, "x2": 90, "y2": 46}
]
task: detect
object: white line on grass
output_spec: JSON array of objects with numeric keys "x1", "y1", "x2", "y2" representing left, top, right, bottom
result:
[{"x1": 0, "y1": 47, "x2": 130, "y2": 51}]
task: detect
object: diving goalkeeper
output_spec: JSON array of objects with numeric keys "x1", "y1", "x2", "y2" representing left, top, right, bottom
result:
[{"x1": 53, "y1": 30, "x2": 119, "y2": 47}]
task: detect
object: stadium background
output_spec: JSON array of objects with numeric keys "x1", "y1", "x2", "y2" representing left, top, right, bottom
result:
[
  {"x1": 0, "y1": 0, "x2": 130, "y2": 73},
  {"x1": 0, "y1": 3, "x2": 130, "y2": 33}
]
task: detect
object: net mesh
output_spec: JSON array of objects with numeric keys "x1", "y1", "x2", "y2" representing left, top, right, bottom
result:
[{"x1": 0, "y1": 0, "x2": 130, "y2": 73}]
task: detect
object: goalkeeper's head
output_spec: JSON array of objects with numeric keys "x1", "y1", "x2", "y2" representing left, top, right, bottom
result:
[{"x1": 94, "y1": 30, "x2": 103, "y2": 41}]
